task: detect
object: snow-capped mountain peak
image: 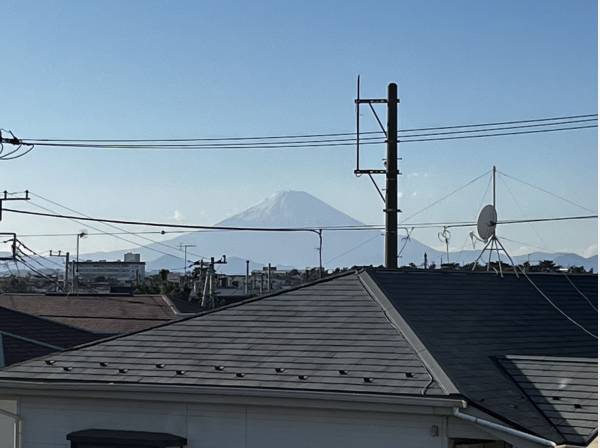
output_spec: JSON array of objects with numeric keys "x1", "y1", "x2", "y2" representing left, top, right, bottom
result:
[{"x1": 217, "y1": 190, "x2": 363, "y2": 228}]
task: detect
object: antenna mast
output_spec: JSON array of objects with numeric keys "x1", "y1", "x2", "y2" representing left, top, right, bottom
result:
[
  {"x1": 472, "y1": 166, "x2": 518, "y2": 276},
  {"x1": 493, "y1": 165, "x2": 496, "y2": 210}
]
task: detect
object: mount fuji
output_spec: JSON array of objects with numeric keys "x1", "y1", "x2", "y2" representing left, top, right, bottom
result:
[{"x1": 65, "y1": 191, "x2": 597, "y2": 274}]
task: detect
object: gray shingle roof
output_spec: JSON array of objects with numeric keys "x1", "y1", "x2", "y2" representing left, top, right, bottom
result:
[
  {"x1": 367, "y1": 269, "x2": 597, "y2": 446},
  {"x1": 497, "y1": 356, "x2": 597, "y2": 446},
  {"x1": 0, "y1": 273, "x2": 444, "y2": 395}
]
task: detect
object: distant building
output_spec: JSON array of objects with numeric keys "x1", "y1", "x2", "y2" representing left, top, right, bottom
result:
[
  {"x1": 166, "y1": 272, "x2": 182, "y2": 284},
  {"x1": 70, "y1": 253, "x2": 145, "y2": 286},
  {"x1": 123, "y1": 252, "x2": 141, "y2": 263}
]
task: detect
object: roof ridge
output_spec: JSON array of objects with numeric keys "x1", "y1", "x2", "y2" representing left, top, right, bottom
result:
[
  {"x1": 357, "y1": 270, "x2": 460, "y2": 396},
  {"x1": 362, "y1": 267, "x2": 597, "y2": 277}
]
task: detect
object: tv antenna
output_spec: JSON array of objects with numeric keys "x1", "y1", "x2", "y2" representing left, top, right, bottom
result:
[{"x1": 471, "y1": 166, "x2": 518, "y2": 276}]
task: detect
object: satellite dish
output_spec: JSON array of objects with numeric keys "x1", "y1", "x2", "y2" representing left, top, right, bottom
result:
[{"x1": 477, "y1": 204, "x2": 497, "y2": 241}]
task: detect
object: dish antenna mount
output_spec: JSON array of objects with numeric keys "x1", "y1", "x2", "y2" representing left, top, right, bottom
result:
[{"x1": 471, "y1": 166, "x2": 518, "y2": 277}]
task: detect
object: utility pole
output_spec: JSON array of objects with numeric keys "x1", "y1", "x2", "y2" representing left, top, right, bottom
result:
[
  {"x1": 74, "y1": 231, "x2": 87, "y2": 294},
  {"x1": 50, "y1": 250, "x2": 70, "y2": 292},
  {"x1": 0, "y1": 190, "x2": 30, "y2": 221},
  {"x1": 266, "y1": 263, "x2": 273, "y2": 292},
  {"x1": 354, "y1": 81, "x2": 400, "y2": 269},
  {"x1": 316, "y1": 229, "x2": 323, "y2": 278},
  {"x1": 385, "y1": 83, "x2": 399, "y2": 269},
  {"x1": 200, "y1": 255, "x2": 227, "y2": 309},
  {"x1": 179, "y1": 243, "x2": 196, "y2": 284},
  {"x1": 245, "y1": 260, "x2": 249, "y2": 294},
  {"x1": 0, "y1": 233, "x2": 17, "y2": 261}
]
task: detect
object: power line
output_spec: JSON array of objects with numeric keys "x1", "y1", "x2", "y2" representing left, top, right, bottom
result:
[
  {"x1": 30, "y1": 192, "x2": 207, "y2": 260},
  {"x1": 498, "y1": 215, "x2": 598, "y2": 225},
  {"x1": 21, "y1": 113, "x2": 598, "y2": 142},
  {"x1": 398, "y1": 124, "x2": 597, "y2": 144},
  {"x1": 17, "y1": 230, "x2": 191, "y2": 238},
  {"x1": 4, "y1": 207, "x2": 358, "y2": 232},
  {"x1": 397, "y1": 113, "x2": 597, "y2": 133},
  {"x1": 0, "y1": 114, "x2": 596, "y2": 163},
  {"x1": 517, "y1": 266, "x2": 597, "y2": 340},
  {"x1": 14, "y1": 255, "x2": 59, "y2": 283},
  {"x1": 25, "y1": 201, "x2": 199, "y2": 262},
  {"x1": 3, "y1": 207, "x2": 595, "y2": 233},
  {"x1": 20, "y1": 119, "x2": 596, "y2": 148},
  {"x1": 15, "y1": 238, "x2": 65, "y2": 269},
  {"x1": 16, "y1": 124, "x2": 596, "y2": 150},
  {"x1": 16, "y1": 244, "x2": 63, "y2": 270}
]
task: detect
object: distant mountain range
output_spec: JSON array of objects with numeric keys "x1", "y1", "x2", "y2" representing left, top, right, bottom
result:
[{"x1": 4, "y1": 191, "x2": 596, "y2": 275}]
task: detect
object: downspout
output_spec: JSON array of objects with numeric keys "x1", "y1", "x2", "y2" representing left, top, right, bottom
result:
[
  {"x1": 0, "y1": 407, "x2": 22, "y2": 448},
  {"x1": 453, "y1": 408, "x2": 557, "y2": 448}
]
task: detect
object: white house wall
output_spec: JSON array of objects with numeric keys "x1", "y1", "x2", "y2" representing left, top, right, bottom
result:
[{"x1": 16, "y1": 395, "x2": 449, "y2": 448}]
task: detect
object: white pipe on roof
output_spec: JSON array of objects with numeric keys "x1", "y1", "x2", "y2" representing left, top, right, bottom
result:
[
  {"x1": 0, "y1": 407, "x2": 22, "y2": 448},
  {"x1": 453, "y1": 408, "x2": 557, "y2": 448}
]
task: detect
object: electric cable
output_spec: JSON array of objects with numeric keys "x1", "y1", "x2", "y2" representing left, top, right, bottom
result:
[
  {"x1": 498, "y1": 174, "x2": 547, "y2": 249},
  {"x1": 17, "y1": 124, "x2": 597, "y2": 150},
  {"x1": 324, "y1": 233, "x2": 383, "y2": 264},
  {"x1": 399, "y1": 170, "x2": 492, "y2": 225},
  {"x1": 21, "y1": 113, "x2": 598, "y2": 142},
  {"x1": 2, "y1": 207, "x2": 596, "y2": 232},
  {"x1": 498, "y1": 171, "x2": 596, "y2": 214},
  {"x1": 25, "y1": 201, "x2": 198, "y2": 262},
  {"x1": 15, "y1": 238, "x2": 66, "y2": 269},
  {"x1": 30, "y1": 192, "x2": 207, "y2": 261},
  {"x1": 517, "y1": 266, "x2": 597, "y2": 339},
  {"x1": 562, "y1": 273, "x2": 597, "y2": 312}
]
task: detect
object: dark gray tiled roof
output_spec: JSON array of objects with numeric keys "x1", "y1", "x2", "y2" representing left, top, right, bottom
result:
[
  {"x1": 0, "y1": 306, "x2": 100, "y2": 349},
  {"x1": 0, "y1": 306, "x2": 101, "y2": 366},
  {"x1": 367, "y1": 269, "x2": 598, "y2": 446},
  {"x1": 2, "y1": 335, "x2": 58, "y2": 367},
  {"x1": 0, "y1": 273, "x2": 444, "y2": 396},
  {"x1": 497, "y1": 356, "x2": 597, "y2": 446}
]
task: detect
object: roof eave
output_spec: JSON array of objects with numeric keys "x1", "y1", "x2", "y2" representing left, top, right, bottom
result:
[{"x1": 0, "y1": 379, "x2": 466, "y2": 415}]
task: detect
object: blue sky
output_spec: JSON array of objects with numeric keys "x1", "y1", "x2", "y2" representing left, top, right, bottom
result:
[{"x1": 0, "y1": 0, "x2": 597, "y2": 258}]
